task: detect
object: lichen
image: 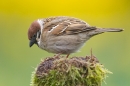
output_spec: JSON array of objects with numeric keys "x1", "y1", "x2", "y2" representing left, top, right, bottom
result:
[{"x1": 30, "y1": 55, "x2": 112, "y2": 86}]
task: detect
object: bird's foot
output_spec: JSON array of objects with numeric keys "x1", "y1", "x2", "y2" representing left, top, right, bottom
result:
[
  {"x1": 66, "y1": 54, "x2": 70, "y2": 58},
  {"x1": 54, "y1": 53, "x2": 61, "y2": 58}
]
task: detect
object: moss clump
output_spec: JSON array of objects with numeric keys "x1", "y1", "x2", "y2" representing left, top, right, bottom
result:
[{"x1": 30, "y1": 55, "x2": 112, "y2": 86}]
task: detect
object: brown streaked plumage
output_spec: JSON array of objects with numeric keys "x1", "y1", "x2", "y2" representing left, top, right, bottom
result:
[{"x1": 28, "y1": 16, "x2": 123, "y2": 57}]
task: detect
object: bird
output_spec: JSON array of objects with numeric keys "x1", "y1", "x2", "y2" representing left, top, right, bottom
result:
[{"x1": 28, "y1": 16, "x2": 123, "y2": 58}]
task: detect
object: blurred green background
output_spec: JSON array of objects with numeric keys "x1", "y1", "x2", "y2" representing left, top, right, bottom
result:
[{"x1": 0, "y1": 0, "x2": 129, "y2": 86}]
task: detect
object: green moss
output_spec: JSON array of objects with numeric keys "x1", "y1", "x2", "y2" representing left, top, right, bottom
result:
[{"x1": 30, "y1": 55, "x2": 112, "y2": 86}]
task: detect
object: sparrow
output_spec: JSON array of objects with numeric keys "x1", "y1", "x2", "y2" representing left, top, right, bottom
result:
[{"x1": 28, "y1": 16, "x2": 123, "y2": 57}]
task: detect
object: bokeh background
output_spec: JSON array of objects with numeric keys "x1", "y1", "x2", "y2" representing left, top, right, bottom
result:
[{"x1": 0, "y1": 0, "x2": 129, "y2": 86}]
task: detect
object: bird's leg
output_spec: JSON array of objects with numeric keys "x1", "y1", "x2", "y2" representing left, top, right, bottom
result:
[
  {"x1": 54, "y1": 53, "x2": 61, "y2": 58},
  {"x1": 90, "y1": 48, "x2": 95, "y2": 61},
  {"x1": 66, "y1": 54, "x2": 70, "y2": 58}
]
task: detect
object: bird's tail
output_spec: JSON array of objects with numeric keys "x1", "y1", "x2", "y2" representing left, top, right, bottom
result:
[
  {"x1": 97, "y1": 28, "x2": 123, "y2": 32},
  {"x1": 88, "y1": 27, "x2": 123, "y2": 36}
]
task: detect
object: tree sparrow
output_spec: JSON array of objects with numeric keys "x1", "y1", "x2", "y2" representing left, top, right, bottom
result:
[{"x1": 28, "y1": 16, "x2": 123, "y2": 57}]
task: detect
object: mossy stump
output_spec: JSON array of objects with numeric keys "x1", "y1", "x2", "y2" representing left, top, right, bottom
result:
[{"x1": 30, "y1": 55, "x2": 112, "y2": 86}]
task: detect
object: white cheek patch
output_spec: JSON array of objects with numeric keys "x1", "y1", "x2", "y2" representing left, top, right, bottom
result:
[
  {"x1": 37, "y1": 19, "x2": 44, "y2": 46},
  {"x1": 37, "y1": 19, "x2": 44, "y2": 33}
]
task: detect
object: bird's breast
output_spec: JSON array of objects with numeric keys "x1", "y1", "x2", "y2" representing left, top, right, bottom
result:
[{"x1": 39, "y1": 33, "x2": 88, "y2": 54}]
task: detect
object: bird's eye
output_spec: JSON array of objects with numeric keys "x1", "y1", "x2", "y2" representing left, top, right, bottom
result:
[{"x1": 33, "y1": 34, "x2": 36, "y2": 37}]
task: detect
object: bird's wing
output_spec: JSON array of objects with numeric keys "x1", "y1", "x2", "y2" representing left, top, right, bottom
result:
[
  {"x1": 64, "y1": 24, "x2": 97, "y2": 35},
  {"x1": 43, "y1": 16, "x2": 97, "y2": 35}
]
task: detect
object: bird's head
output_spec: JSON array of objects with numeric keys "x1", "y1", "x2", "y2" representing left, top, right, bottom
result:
[{"x1": 28, "y1": 20, "x2": 42, "y2": 47}]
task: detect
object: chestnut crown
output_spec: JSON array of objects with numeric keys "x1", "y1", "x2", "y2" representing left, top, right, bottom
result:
[{"x1": 28, "y1": 20, "x2": 41, "y2": 40}]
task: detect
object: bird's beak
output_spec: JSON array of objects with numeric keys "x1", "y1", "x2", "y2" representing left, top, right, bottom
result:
[
  {"x1": 30, "y1": 40, "x2": 35, "y2": 47},
  {"x1": 29, "y1": 36, "x2": 37, "y2": 47}
]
